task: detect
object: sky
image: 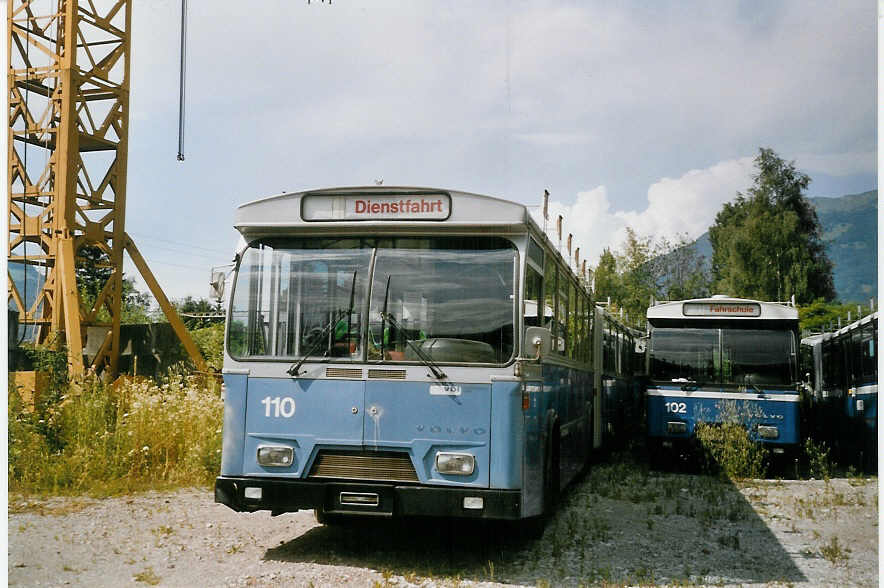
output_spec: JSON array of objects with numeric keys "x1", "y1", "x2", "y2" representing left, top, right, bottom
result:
[{"x1": 4, "y1": 0, "x2": 879, "y2": 303}]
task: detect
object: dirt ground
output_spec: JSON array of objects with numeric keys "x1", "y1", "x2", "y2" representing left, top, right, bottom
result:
[{"x1": 7, "y1": 466, "x2": 878, "y2": 587}]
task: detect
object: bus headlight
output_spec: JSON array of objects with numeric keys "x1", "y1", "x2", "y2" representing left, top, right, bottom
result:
[
  {"x1": 257, "y1": 445, "x2": 294, "y2": 467},
  {"x1": 666, "y1": 421, "x2": 687, "y2": 434},
  {"x1": 757, "y1": 425, "x2": 779, "y2": 440},
  {"x1": 435, "y1": 452, "x2": 475, "y2": 475}
]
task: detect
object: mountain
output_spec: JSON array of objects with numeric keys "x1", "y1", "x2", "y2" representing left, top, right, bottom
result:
[
  {"x1": 8, "y1": 261, "x2": 43, "y2": 311},
  {"x1": 810, "y1": 190, "x2": 877, "y2": 304},
  {"x1": 690, "y1": 190, "x2": 877, "y2": 303}
]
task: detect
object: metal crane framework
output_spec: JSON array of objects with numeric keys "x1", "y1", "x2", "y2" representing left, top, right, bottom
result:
[{"x1": 8, "y1": 0, "x2": 205, "y2": 377}]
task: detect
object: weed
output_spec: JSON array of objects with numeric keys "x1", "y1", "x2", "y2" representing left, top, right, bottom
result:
[
  {"x1": 803, "y1": 438, "x2": 831, "y2": 480},
  {"x1": 151, "y1": 525, "x2": 174, "y2": 537},
  {"x1": 820, "y1": 536, "x2": 851, "y2": 566},
  {"x1": 8, "y1": 371, "x2": 223, "y2": 495},
  {"x1": 133, "y1": 567, "x2": 161, "y2": 585},
  {"x1": 695, "y1": 422, "x2": 768, "y2": 479}
]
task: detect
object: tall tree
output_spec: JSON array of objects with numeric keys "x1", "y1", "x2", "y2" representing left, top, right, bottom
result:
[
  {"x1": 593, "y1": 230, "x2": 712, "y2": 325},
  {"x1": 709, "y1": 148, "x2": 835, "y2": 303},
  {"x1": 616, "y1": 228, "x2": 657, "y2": 322},
  {"x1": 593, "y1": 248, "x2": 621, "y2": 305}
]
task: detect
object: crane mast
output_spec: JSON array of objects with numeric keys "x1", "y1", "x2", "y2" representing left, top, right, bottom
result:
[{"x1": 8, "y1": 0, "x2": 205, "y2": 376}]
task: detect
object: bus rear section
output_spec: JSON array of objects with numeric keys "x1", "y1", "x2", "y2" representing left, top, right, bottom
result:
[{"x1": 645, "y1": 297, "x2": 802, "y2": 463}]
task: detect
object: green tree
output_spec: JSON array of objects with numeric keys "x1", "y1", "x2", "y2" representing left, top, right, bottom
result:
[
  {"x1": 175, "y1": 296, "x2": 223, "y2": 329},
  {"x1": 798, "y1": 299, "x2": 869, "y2": 333},
  {"x1": 593, "y1": 248, "x2": 621, "y2": 305},
  {"x1": 593, "y1": 229, "x2": 712, "y2": 325},
  {"x1": 709, "y1": 148, "x2": 835, "y2": 303},
  {"x1": 616, "y1": 228, "x2": 657, "y2": 323},
  {"x1": 76, "y1": 245, "x2": 153, "y2": 324}
]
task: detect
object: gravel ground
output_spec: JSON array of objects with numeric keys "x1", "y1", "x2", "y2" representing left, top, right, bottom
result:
[{"x1": 8, "y1": 466, "x2": 878, "y2": 587}]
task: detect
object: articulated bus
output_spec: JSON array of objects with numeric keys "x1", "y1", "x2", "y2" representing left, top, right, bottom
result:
[
  {"x1": 801, "y1": 312, "x2": 877, "y2": 471},
  {"x1": 646, "y1": 296, "x2": 801, "y2": 464},
  {"x1": 214, "y1": 186, "x2": 641, "y2": 528},
  {"x1": 595, "y1": 306, "x2": 646, "y2": 452}
]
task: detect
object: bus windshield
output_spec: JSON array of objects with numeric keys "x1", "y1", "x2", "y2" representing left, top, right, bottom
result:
[
  {"x1": 650, "y1": 327, "x2": 795, "y2": 387},
  {"x1": 228, "y1": 236, "x2": 516, "y2": 364}
]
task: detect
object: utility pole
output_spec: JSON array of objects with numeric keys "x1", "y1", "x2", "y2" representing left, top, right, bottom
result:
[{"x1": 8, "y1": 0, "x2": 205, "y2": 376}]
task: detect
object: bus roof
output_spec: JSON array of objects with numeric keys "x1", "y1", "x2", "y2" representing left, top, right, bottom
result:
[
  {"x1": 647, "y1": 296, "x2": 798, "y2": 322},
  {"x1": 234, "y1": 186, "x2": 536, "y2": 239}
]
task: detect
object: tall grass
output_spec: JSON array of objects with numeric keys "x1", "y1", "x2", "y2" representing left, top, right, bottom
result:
[{"x1": 8, "y1": 368, "x2": 222, "y2": 496}]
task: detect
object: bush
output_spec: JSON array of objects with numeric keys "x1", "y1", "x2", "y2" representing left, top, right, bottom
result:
[
  {"x1": 8, "y1": 372, "x2": 222, "y2": 495},
  {"x1": 695, "y1": 422, "x2": 769, "y2": 479},
  {"x1": 189, "y1": 323, "x2": 224, "y2": 371}
]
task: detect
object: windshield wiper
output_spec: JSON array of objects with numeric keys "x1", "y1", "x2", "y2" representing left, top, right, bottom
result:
[
  {"x1": 288, "y1": 270, "x2": 357, "y2": 377},
  {"x1": 380, "y1": 310, "x2": 446, "y2": 380}
]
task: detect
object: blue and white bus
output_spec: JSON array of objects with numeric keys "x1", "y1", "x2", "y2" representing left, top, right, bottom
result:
[
  {"x1": 214, "y1": 186, "x2": 639, "y2": 527},
  {"x1": 595, "y1": 306, "x2": 646, "y2": 452},
  {"x1": 646, "y1": 296, "x2": 801, "y2": 464},
  {"x1": 801, "y1": 312, "x2": 877, "y2": 471}
]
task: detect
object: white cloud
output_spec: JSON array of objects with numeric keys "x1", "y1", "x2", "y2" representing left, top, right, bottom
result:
[{"x1": 532, "y1": 158, "x2": 756, "y2": 267}]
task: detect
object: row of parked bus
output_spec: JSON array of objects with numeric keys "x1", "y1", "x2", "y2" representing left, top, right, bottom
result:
[
  {"x1": 801, "y1": 312, "x2": 878, "y2": 471},
  {"x1": 213, "y1": 186, "x2": 876, "y2": 533},
  {"x1": 644, "y1": 295, "x2": 877, "y2": 474}
]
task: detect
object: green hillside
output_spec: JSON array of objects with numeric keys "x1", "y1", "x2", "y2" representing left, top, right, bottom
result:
[{"x1": 809, "y1": 190, "x2": 877, "y2": 303}]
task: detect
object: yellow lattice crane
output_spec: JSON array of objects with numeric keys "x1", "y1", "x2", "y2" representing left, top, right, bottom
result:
[{"x1": 8, "y1": 0, "x2": 206, "y2": 377}]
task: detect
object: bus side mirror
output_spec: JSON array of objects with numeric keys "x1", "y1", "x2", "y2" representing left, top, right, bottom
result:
[
  {"x1": 209, "y1": 271, "x2": 226, "y2": 301},
  {"x1": 525, "y1": 326, "x2": 551, "y2": 360}
]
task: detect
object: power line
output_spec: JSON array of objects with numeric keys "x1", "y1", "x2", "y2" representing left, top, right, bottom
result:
[{"x1": 127, "y1": 231, "x2": 233, "y2": 256}]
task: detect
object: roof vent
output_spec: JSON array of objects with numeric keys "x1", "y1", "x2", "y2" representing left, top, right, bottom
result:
[{"x1": 711, "y1": 294, "x2": 730, "y2": 299}]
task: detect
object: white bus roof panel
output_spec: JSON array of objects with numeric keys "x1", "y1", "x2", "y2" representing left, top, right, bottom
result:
[
  {"x1": 234, "y1": 186, "x2": 532, "y2": 238},
  {"x1": 647, "y1": 296, "x2": 798, "y2": 321}
]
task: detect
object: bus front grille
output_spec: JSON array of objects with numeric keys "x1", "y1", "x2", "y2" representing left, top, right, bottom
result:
[
  {"x1": 325, "y1": 368, "x2": 363, "y2": 379},
  {"x1": 308, "y1": 451, "x2": 419, "y2": 482},
  {"x1": 368, "y1": 369, "x2": 407, "y2": 380}
]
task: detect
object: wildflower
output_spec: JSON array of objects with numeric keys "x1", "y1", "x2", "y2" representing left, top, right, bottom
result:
[{"x1": 142, "y1": 446, "x2": 150, "y2": 453}]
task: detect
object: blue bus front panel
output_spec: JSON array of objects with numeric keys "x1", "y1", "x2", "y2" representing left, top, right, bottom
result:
[
  {"x1": 846, "y1": 385, "x2": 877, "y2": 430},
  {"x1": 489, "y1": 380, "x2": 524, "y2": 489},
  {"x1": 216, "y1": 375, "x2": 528, "y2": 519},
  {"x1": 363, "y1": 380, "x2": 490, "y2": 486},
  {"x1": 220, "y1": 372, "x2": 248, "y2": 476},
  {"x1": 242, "y1": 377, "x2": 365, "y2": 477},
  {"x1": 647, "y1": 387, "x2": 800, "y2": 446}
]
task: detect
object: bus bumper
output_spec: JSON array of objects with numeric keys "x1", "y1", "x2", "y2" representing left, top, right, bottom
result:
[{"x1": 214, "y1": 476, "x2": 522, "y2": 519}]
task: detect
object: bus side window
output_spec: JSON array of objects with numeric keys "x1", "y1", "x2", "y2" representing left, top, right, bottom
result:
[
  {"x1": 569, "y1": 281, "x2": 577, "y2": 360},
  {"x1": 558, "y1": 267, "x2": 569, "y2": 354},
  {"x1": 860, "y1": 322, "x2": 875, "y2": 384},
  {"x1": 544, "y1": 254, "x2": 557, "y2": 348},
  {"x1": 524, "y1": 264, "x2": 543, "y2": 327}
]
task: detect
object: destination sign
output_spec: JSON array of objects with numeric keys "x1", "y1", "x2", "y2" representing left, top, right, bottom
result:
[
  {"x1": 302, "y1": 193, "x2": 451, "y2": 221},
  {"x1": 683, "y1": 302, "x2": 761, "y2": 317}
]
